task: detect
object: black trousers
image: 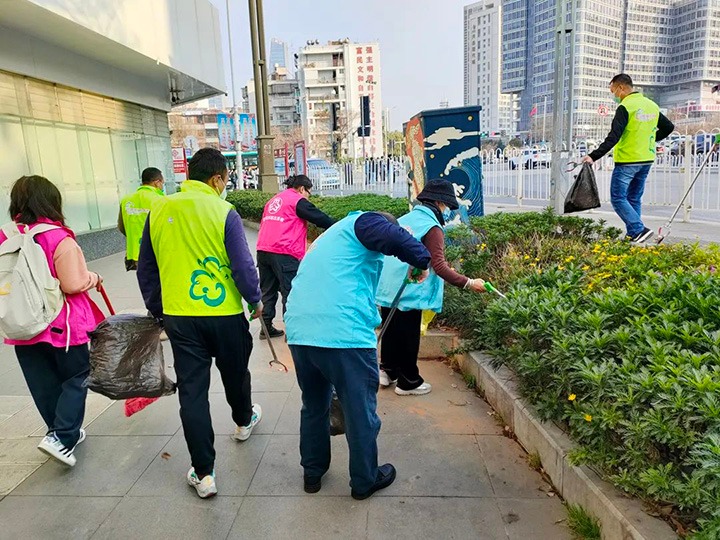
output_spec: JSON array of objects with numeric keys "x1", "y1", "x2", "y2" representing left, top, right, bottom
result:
[
  {"x1": 15, "y1": 343, "x2": 90, "y2": 448},
  {"x1": 379, "y1": 308, "x2": 424, "y2": 391},
  {"x1": 164, "y1": 314, "x2": 254, "y2": 476},
  {"x1": 257, "y1": 250, "x2": 300, "y2": 326}
]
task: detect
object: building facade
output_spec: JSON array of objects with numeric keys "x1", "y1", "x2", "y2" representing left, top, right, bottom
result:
[
  {"x1": 0, "y1": 0, "x2": 225, "y2": 239},
  {"x1": 297, "y1": 40, "x2": 383, "y2": 159},
  {"x1": 500, "y1": 0, "x2": 720, "y2": 139},
  {"x1": 269, "y1": 38, "x2": 291, "y2": 74},
  {"x1": 463, "y1": 1, "x2": 514, "y2": 135}
]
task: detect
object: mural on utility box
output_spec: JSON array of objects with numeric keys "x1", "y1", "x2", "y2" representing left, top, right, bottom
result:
[{"x1": 404, "y1": 106, "x2": 484, "y2": 222}]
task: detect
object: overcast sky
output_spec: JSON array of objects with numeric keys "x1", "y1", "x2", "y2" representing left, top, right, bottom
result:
[{"x1": 209, "y1": 0, "x2": 467, "y2": 129}]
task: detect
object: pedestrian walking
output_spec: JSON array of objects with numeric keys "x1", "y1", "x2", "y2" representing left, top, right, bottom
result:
[
  {"x1": 118, "y1": 167, "x2": 164, "y2": 271},
  {"x1": 0, "y1": 175, "x2": 105, "y2": 467},
  {"x1": 284, "y1": 211, "x2": 431, "y2": 499},
  {"x1": 582, "y1": 73, "x2": 674, "y2": 244},
  {"x1": 137, "y1": 148, "x2": 263, "y2": 499},
  {"x1": 376, "y1": 179, "x2": 488, "y2": 396},
  {"x1": 256, "y1": 174, "x2": 335, "y2": 339}
]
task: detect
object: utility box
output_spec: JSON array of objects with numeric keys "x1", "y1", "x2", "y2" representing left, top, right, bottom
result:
[{"x1": 403, "y1": 106, "x2": 484, "y2": 220}]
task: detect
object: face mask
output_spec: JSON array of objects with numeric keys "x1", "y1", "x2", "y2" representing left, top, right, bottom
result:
[
  {"x1": 613, "y1": 95, "x2": 622, "y2": 104},
  {"x1": 220, "y1": 188, "x2": 228, "y2": 200}
]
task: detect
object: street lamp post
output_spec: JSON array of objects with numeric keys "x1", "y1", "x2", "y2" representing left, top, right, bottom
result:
[
  {"x1": 226, "y1": 0, "x2": 244, "y2": 189},
  {"x1": 248, "y1": 0, "x2": 277, "y2": 192}
]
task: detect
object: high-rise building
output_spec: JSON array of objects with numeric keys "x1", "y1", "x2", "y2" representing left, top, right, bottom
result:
[
  {"x1": 500, "y1": 0, "x2": 720, "y2": 138},
  {"x1": 269, "y1": 38, "x2": 291, "y2": 74},
  {"x1": 244, "y1": 67, "x2": 301, "y2": 133},
  {"x1": 463, "y1": 1, "x2": 514, "y2": 135},
  {"x1": 297, "y1": 40, "x2": 383, "y2": 159}
]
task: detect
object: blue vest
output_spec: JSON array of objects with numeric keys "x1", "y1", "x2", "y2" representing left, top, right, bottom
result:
[
  {"x1": 376, "y1": 205, "x2": 444, "y2": 312},
  {"x1": 285, "y1": 212, "x2": 384, "y2": 349}
]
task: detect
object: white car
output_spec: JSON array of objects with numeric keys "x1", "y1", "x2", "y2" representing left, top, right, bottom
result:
[
  {"x1": 306, "y1": 159, "x2": 341, "y2": 189},
  {"x1": 509, "y1": 149, "x2": 551, "y2": 170}
]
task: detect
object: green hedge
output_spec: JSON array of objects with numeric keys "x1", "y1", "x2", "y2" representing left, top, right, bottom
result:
[
  {"x1": 441, "y1": 209, "x2": 720, "y2": 537},
  {"x1": 226, "y1": 191, "x2": 409, "y2": 230}
]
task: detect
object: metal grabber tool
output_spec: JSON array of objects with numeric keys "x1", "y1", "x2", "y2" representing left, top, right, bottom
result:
[
  {"x1": 377, "y1": 267, "x2": 423, "y2": 342},
  {"x1": 250, "y1": 304, "x2": 288, "y2": 372},
  {"x1": 483, "y1": 281, "x2": 507, "y2": 299}
]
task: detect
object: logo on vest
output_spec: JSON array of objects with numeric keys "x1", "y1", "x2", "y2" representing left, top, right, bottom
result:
[
  {"x1": 635, "y1": 109, "x2": 656, "y2": 122},
  {"x1": 189, "y1": 256, "x2": 231, "y2": 307},
  {"x1": 268, "y1": 197, "x2": 283, "y2": 214}
]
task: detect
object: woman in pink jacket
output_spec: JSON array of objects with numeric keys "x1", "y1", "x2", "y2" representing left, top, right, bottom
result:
[{"x1": 1, "y1": 176, "x2": 105, "y2": 467}]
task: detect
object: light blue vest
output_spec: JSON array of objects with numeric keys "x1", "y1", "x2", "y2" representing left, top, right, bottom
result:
[
  {"x1": 376, "y1": 205, "x2": 444, "y2": 312},
  {"x1": 285, "y1": 212, "x2": 384, "y2": 349}
]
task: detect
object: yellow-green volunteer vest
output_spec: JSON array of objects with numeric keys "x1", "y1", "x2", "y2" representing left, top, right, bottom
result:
[
  {"x1": 614, "y1": 93, "x2": 660, "y2": 164},
  {"x1": 121, "y1": 185, "x2": 163, "y2": 261},
  {"x1": 149, "y1": 180, "x2": 244, "y2": 316}
]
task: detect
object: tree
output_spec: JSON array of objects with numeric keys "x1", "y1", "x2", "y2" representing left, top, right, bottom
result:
[
  {"x1": 386, "y1": 130, "x2": 404, "y2": 158},
  {"x1": 271, "y1": 125, "x2": 303, "y2": 152}
]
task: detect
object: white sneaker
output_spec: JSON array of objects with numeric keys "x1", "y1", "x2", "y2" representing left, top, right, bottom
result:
[
  {"x1": 233, "y1": 404, "x2": 262, "y2": 441},
  {"x1": 379, "y1": 370, "x2": 397, "y2": 387},
  {"x1": 74, "y1": 429, "x2": 86, "y2": 449},
  {"x1": 38, "y1": 433, "x2": 77, "y2": 467},
  {"x1": 395, "y1": 382, "x2": 433, "y2": 396},
  {"x1": 187, "y1": 468, "x2": 217, "y2": 499}
]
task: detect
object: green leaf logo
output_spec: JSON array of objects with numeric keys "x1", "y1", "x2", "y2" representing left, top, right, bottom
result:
[{"x1": 189, "y1": 257, "x2": 231, "y2": 307}]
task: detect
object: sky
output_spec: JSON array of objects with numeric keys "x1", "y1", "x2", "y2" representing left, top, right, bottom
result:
[{"x1": 209, "y1": 0, "x2": 468, "y2": 130}]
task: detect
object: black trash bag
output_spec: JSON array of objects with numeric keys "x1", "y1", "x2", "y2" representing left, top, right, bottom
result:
[
  {"x1": 330, "y1": 392, "x2": 345, "y2": 436},
  {"x1": 564, "y1": 162, "x2": 601, "y2": 213},
  {"x1": 86, "y1": 314, "x2": 176, "y2": 400}
]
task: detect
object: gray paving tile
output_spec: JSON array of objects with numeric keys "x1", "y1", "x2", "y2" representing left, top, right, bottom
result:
[
  {"x1": 496, "y1": 498, "x2": 572, "y2": 540},
  {"x1": 30, "y1": 393, "x2": 114, "y2": 436},
  {"x1": 273, "y1": 386, "x2": 301, "y2": 435},
  {"x1": 12, "y1": 435, "x2": 170, "y2": 496},
  {"x1": 0, "y1": 395, "x2": 32, "y2": 416},
  {"x1": 377, "y1": 434, "x2": 495, "y2": 498},
  {"x1": 0, "y1": 437, "x2": 47, "y2": 464},
  {"x1": 209, "y1": 391, "x2": 288, "y2": 436},
  {"x1": 0, "y1": 463, "x2": 43, "y2": 496},
  {"x1": 227, "y1": 496, "x2": 369, "y2": 539},
  {"x1": 129, "y1": 432, "x2": 270, "y2": 498},
  {"x1": 0, "y1": 367, "x2": 32, "y2": 396},
  {"x1": 476, "y1": 435, "x2": 552, "y2": 499},
  {"x1": 366, "y1": 497, "x2": 509, "y2": 540},
  {"x1": 92, "y1": 496, "x2": 242, "y2": 540},
  {"x1": 0, "y1": 402, "x2": 44, "y2": 438},
  {"x1": 247, "y1": 434, "x2": 352, "y2": 496},
  {"x1": 0, "y1": 495, "x2": 120, "y2": 539},
  {"x1": 85, "y1": 394, "x2": 181, "y2": 436}
]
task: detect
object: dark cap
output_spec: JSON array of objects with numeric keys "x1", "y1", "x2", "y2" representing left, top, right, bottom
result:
[{"x1": 416, "y1": 179, "x2": 459, "y2": 210}]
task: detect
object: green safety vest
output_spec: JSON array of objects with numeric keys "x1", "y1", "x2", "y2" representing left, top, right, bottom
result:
[
  {"x1": 149, "y1": 180, "x2": 245, "y2": 317},
  {"x1": 120, "y1": 185, "x2": 163, "y2": 261},
  {"x1": 614, "y1": 93, "x2": 660, "y2": 164}
]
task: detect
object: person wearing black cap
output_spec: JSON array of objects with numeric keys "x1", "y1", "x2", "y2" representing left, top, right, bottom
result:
[
  {"x1": 376, "y1": 179, "x2": 488, "y2": 395},
  {"x1": 256, "y1": 175, "x2": 335, "y2": 338}
]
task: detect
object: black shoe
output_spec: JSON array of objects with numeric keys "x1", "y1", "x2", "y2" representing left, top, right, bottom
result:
[
  {"x1": 304, "y1": 475, "x2": 322, "y2": 494},
  {"x1": 351, "y1": 464, "x2": 396, "y2": 500},
  {"x1": 260, "y1": 325, "x2": 285, "y2": 340},
  {"x1": 631, "y1": 227, "x2": 654, "y2": 244}
]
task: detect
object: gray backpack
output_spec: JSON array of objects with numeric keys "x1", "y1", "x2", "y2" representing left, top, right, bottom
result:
[{"x1": 0, "y1": 223, "x2": 65, "y2": 340}]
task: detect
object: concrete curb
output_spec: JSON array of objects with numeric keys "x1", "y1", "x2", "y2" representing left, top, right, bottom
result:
[
  {"x1": 418, "y1": 334, "x2": 677, "y2": 540},
  {"x1": 242, "y1": 219, "x2": 260, "y2": 232}
]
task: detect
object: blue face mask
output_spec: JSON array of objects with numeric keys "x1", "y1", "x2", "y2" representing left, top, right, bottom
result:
[{"x1": 613, "y1": 95, "x2": 622, "y2": 104}]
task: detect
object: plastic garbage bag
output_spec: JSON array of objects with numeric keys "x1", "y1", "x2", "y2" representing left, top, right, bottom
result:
[
  {"x1": 420, "y1": 310, "x2": 436, "y2": 337},
  {"x1": 86, "y1": 314, "x2": 176, "y2": 400},
  {"x1": 564, "y1": 163, "x2": 601, "y2": 213},
  {"x1": 330, "y1": 392, "x2": 345, "y2": 436}
]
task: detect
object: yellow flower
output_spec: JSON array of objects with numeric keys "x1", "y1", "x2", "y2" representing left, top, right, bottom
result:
[
  {"x1": 600, "y1": 251, "x2": 607, "y2": 257},
  {"x1": 568, "y1": 394, "x2": 576, "y2": 401},
  {"x1": 584, "y1": 414, "x2": 592, "y2": 422},
  {"x1": 459, "y1": 258, "x2": 464, "y2": 263},
  {"x1": 558, "y1": 265, "x2": 565, "y2": 271},
  {"x1": 480, "y1": 243, "x2": 487, "y2": 250},
  {"x1": 582, "y1": 265, "x2": 590, "y2": 271},
  {"x1": 564, "y1": 256, "x2": 575, "y2": 263},
  {"x1": 530, "y1": 263, "x2": 537, "y2": 268},
  {"x1": 524, "y1": 255, "x2": 531, "y2": 260}
]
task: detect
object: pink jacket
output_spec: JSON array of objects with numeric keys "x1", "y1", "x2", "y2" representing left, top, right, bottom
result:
[
  {"x1": 256, "y1": 189, "x2": 309, "y2": 261},
  {"x1": 1, "y1": 218, "x2": 105, "y2": 348}
]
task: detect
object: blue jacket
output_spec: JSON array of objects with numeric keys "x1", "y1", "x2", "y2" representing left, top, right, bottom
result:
[
  {"x1": 285, "y1": 211, "x2": 430, "y2": 349},
  {"x1": 376, "y1": 205, "x2": 444, "y2": 312}
]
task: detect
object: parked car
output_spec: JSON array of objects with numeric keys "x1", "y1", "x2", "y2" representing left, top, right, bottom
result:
[
  {"x1": 306, "y1": 158, "x2": 341, "y2": 189},
  {"x1": 509, "y1": 148, "x2": 551, "y2": 169}
]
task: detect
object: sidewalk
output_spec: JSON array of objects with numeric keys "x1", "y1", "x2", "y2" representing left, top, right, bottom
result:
[
  {"x1": 486, "y1": 200, "x2": 720, "y2": 245},
  {"x1": 0, "y1": 229, "x2": 571, "y2": 540}
]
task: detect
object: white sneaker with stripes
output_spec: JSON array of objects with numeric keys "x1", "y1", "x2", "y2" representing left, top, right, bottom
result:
[{"x1": 38, "y1": 432, "x2": 77, "y2": 467}]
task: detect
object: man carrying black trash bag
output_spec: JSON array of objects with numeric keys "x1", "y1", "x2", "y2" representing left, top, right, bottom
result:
[
  {"x1": 564, "y1": 163, "x2": 601, "y2": 214},
  {"x1": 137, "y1": 148, "x2": 263, "y2": 499},
  {"x1": 582, "y1": 73, "x2": 674, "y2": 244}
]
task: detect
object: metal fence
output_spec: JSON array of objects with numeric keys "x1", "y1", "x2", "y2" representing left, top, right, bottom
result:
[{"x1": 314, "y1": 158, "x2": 409, "y2": 198}]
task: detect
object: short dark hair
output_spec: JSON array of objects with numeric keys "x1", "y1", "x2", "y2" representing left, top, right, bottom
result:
[
  {"x1": 9, "y1": 175, "x2": 65, "y2": 226},
  {"x1": 188, "y1": 148, "x2": 227, "y2": 183},
  {"x1": 141, "y1": 167, "x2": 163, "y2": 184},
  {"x1": 610, "y1": 73, "x2": 633, "y2": 87},
  {"x1": 373, "y1": 211, "x2": 398, "y2": 225}
]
